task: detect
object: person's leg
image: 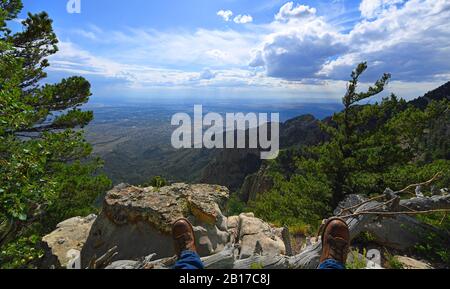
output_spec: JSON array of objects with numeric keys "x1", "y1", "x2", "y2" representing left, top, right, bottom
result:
[
  {"x1": 318, "y1": 217, "x2": 350, "y2": 270},
  {"x1": 318, "y1": 259, "x2": 346, "y2": 270},
  {"x1": 173, "y1": 250, "x2": 205, "y2": 270},
  {"x1": 172, "y1": 218, "x2": 205, "y2": 270}
]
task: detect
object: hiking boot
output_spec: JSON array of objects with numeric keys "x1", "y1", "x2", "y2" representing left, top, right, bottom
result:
[
  {"x1": 172, "y1": 218, "x2": 197, "y2": 257},
  {"x1": 320, "y1": 217, "x2": 350, "y2": 264}
]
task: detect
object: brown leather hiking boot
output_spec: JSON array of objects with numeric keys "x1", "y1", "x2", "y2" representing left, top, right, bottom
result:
[
  {"x1": 320, "y1": 217, "x2": 350, "y2": 264},
  {"x1": 172, "y1": 218, "x2": 197, "y2": 257}
]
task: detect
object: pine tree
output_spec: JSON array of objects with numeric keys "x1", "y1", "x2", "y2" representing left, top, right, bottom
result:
[
  {"x1": 0, "y1": 0, "x2": 111, "y2": 268},
  {"x1": 250, "y1": 62, "x2": 449, "y2": 231},
  {"x1": 328, "y1": 62, "x2": 391, "y2": 205}
]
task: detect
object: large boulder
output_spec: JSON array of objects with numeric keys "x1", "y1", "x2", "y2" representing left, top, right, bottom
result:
[
  {"x1": 234, "y1": 213, "x2": 286, "y2": 259},
  {"x1": 80, "y1": 183, "x2": 230, "y2": 267},
  {"x1": 42, "y1": 214, "x2": 96, "y2": 268},
  {"x1": 105, "y1": 213, "x2": 288, "y2": 269}
]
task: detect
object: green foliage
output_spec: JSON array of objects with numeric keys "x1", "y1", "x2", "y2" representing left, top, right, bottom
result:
[
  {"x1": 414, "y1": 213, "x2": 450, "y2": 266},
  {"x1": 226, "y1": 194, "x2": 247, "y2": 216},
  {"x1": 250, "y1": 63, "x2": 449, "y2": 238},
  {"x1": 0, "y1": 233, "x2": 43, "y2": 269},
  {"x1": 288, "y1": 223, "x2": 311, "y2": 236},
  {"x1": 384, "y1": 252, "x2": 404, "y2": 269},
  {"x1": 249, "y1": 170, "x2": 332, "y2": 228},
  {"x1": 346, "y1": 248, "x2": 367, "y2": 269},
  {"x1": 142, "y1": 176, "x2": 168, "y2": 188},
  {"x1": 0, "y1": 0, "x2": 22, "y2": 32},
  {"x1": 354, "y1": 231, "x2": 376, "y2": 245},
  {"x1": 250, "y1": 262, "x2": 264, "y2": 270},
  {"x1": 44, "y1": 159, "x2": 111, "y2": 228},
  {"x1": 0, "y1": 0, "x2": 111, "y2": 268}
]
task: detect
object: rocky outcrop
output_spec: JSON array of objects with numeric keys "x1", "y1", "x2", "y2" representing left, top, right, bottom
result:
[
  {"x1": 42, "y1": 215, "x2": 96, "y2": 268},
  {"x1": 103, "y1": 210, "x2": 287, "y2": 270},
  {"x1": 44, "y1": 182, "x2": 449, "y2": 269},
  {"x1": 41, "y1": 183, "x2": 287, "y2": 269},
  {"x1": 239, "y1": 167, "x2": 274, "y2": 203},
  {"x1": 80, "y1": 183, "x2": 230, "y2": 267}
]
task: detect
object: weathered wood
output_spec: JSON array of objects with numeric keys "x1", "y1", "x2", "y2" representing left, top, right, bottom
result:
[
  {"x1": 340, "y1": 193, "x2": 450, "y2": 250},
  {"x1": 281, "y1": 227, "x2": 294, "y2": 256},
  {"x1": 203, "y1": 245, "x2": 235, "y2": 269},
  {"x1": 288, "y1": 242, "x2": 322, "y2": 269},
  {"x1": 400, "y1": 194, "x2": 450, "y2": 211},
  {"x1": 88, "y1": 246, "x2": 119, "y2": 269}
]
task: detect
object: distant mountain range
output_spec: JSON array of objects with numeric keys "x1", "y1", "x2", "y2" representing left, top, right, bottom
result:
[
  {"x1": 201, "y1": 81, "x2": 450, "y2": 194},
  {"x1": 86, "y1": 81, "x2": 449, "y2": 191},
  {"x1": 409, "y1": 81, "x2": 450, "y2": 109},
  {"x1": 85, "y1": 102, "x2": 341, "y2": 186}
]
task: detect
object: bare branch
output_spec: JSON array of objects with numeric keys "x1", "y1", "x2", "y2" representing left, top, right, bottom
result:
[
  {"x1": 396, "y1": 172, "x2": 442, "y2": 194},
  {"x1": 341, "y1": 209, "x2": 450, "y2": 219}
]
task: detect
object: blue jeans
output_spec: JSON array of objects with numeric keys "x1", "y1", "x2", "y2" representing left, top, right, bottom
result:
[
  {"x1": 173, "y1": 251, "x2": 204, "y2": 270},
  {"x1": 173, "y1": 251, "x2": 344, "y2": 270},
  {"x1": 318, "y1": 259, "x2": 346, "y2": 270}
]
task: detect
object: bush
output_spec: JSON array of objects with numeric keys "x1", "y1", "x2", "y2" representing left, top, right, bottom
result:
[
  {"x1": 249, "y1": 172, "x2": 332, "y2": 228},
  {"x1": 414, "y1": 212, "x2": 450, "y2": 266},
  {"x1": 346, "y1": 248, "x2": 367, "y2": 269},
  {"x1": 226, "y1": 194, "x2": 247, "y2": 216},
  {"x1": 0, "y1": 233, "x2": 44, "y2": 269},
  {"x1": 385, "y1": 252, "x2": 404, "y2": 269},
  {"x1": 142, "y1": 176, "x2": 168, "y2": 188}
]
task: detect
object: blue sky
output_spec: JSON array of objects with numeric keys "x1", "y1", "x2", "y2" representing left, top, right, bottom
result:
[{"x1": 16, "y1": 0, "x2": 450, "y2": 102}]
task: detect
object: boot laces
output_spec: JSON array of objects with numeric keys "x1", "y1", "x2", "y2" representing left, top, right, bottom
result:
[
  {"x1": 175, "y1": 233, "x2": 191, "y2": 250},
  {"x1": 329, "y1": 237, "x2": 348, "y2": 261}
]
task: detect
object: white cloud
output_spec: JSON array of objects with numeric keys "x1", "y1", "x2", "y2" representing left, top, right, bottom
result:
[
  {"x1": 218, "y1": 10, "x2": 253, "y2": 24},
  {"x1": 50, "y1": 41, "x2": 197, "y2": 86},
  {"x1": 52, "y1": 0, "x2": 450, "y2": 97},
  {"x1": 50, "y1": 41, "x2": 290, "y2": 89},
  {"x1": 233, "y1": 14, "x2": 253, "y2": 24},
  {"x1": 275, "y1": 2, "x2": 316, "y2": 21},
  {"x1": 195, "y1": 69, "x2": 217, "y2": 81},
  {"x1": 217, "y1": 10, "x2": 233, "y2": 22},
  {"x1": 199, "y1": 69, "x2": 216, "y2": 80},
  {"x1": 252, "y1": 0, "x2": 450, "y2": 82},
  {"x1": 321, "y1": 0, "x2": 450, "y2": 81},
  {"x1": 359, "y1": 0, "x2": 405, "y2": 19},
  {"x1": 73, "y1": 29, "x2": 97, "y2": 40},
  {"x1": 104, "y1": 27, "x2": 261, "y2": 68},
  {"x1": 250, "y1": 12, "x2": 347, "y2": 80}
]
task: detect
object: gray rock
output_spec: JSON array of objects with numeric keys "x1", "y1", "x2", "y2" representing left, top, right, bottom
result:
[
  {"x1": 81, "y1": 183, "x2": 230, "y2": 267},
  {"x1": 42, "y1": 215, "x2": 96, "y2": 268},
  {"x1": 227, "y1": 216, "x2": 239, "y2": 229},
  {"x1": 237, "y1": 213, "x2": 285, "y2": 259}
]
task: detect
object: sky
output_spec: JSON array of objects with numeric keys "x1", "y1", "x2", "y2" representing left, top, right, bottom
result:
[{"x1": 15, "y1": 0, "x2": 450, "y2": 103}]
